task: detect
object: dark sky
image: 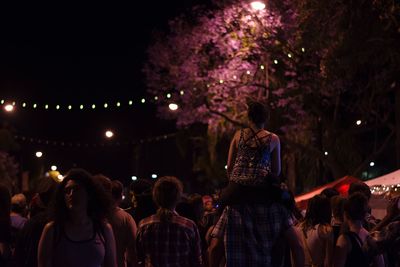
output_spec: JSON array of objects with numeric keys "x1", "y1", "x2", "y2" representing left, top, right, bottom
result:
[{"x1": 0, "y1": 1, "x2": 211, "y2": 185}]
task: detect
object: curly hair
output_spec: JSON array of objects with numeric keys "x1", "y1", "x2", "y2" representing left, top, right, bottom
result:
[{"x1": 51, "y1": 168, "x2": 113, "y2": 225}]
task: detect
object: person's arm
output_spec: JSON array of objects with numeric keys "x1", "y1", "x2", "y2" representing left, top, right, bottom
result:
[
  {"x1": 38, "y1": 222, "x2": 55, "y2": 267},
  {"x1": 126, "y1": 216, "x2": 138, "y2": 267},
  {"x1": 284, "y1": 226, "x2": 304, "y2": 267},
  {"x1": 226, "y1": 131, "x2": 240, "y2": 178},
  {"x1": 208, "y1": 237, "x2": 224, "y2": 267},
  {"x1": 333, "y1": 234, "x2": 350, "y2": 267},
  {"x1": 323, "y1": 226, "x2": 334, "y2": 267},
  {"x1": 191, "y1": 225, "x2": 203, "y2": 267},
  {"x1": 103, "y1": 222, "x2": 117, "y2": 267},
  {"x1": 271, "y1": 134, "x2": 281, "y2": 177}
]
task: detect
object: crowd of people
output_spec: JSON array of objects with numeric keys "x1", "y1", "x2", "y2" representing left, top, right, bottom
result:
[{"x1": 0, "y1": 101, "x2": 399, "y2": 267}]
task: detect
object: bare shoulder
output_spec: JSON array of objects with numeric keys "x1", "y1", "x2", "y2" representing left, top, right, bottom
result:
[{"x1": 43, "y1": 221, "x2": 55, "y2": 232}]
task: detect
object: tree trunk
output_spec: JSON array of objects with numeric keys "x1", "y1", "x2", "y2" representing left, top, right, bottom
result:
[{"x1": 286, "y1": 152, "x2": 296, "y2": 193}]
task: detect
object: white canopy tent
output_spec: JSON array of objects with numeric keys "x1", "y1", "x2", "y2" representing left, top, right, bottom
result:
[{"x1": 365, "y1": 169, "x2": 400, "y2": 187}]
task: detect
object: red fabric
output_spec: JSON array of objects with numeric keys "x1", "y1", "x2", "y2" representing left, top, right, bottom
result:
[{"x1": 295, "y1": 176, "x2": 360, "y2": 210}]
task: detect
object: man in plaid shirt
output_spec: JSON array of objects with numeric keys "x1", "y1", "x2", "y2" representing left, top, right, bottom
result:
[{"x1": 136, "y1": 176, "x2": 202, "y2": 267}]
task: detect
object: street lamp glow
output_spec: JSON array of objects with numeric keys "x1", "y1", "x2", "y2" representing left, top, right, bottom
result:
[
  {"x1": 250, "y1": 1, "x2": 266, "y2": 10},
  {"x1": 4, "y1": 104, "x2": 14, "y2": 112},
  {"x1": 151, "y1": 174, "x2": 158, "y2": 179},
  {"x1": 131, "y1": 176, "x2": 138, "y2": 181},
  {"x1": 105, "y1": 130, "x2": 114, "y2": 138},
  {"x1": 35, "y1": 151, "x2": 43, "y2": 158},
  {"x1": 370, "y1": 161, "x2": 375, "y2": 167},
  {"x1": 356, "y1": 120, "x2": 362, "y2": 126},
  {"x1": 51, "y1": 165, "x2": 57, "y2": 171},
  {"x1": 169, "y1": 103, "x2": 179, "y2": 111}
]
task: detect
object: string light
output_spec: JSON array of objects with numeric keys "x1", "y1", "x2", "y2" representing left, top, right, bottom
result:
[
  {"x1": 154, "y1": 96, "x2": 158, "y2": 101},
  {"x1": 128, "y1": 100, "x2": 133, "y2": 105},
  {"x1": 56, "y1": 105, "x2": 60, "y2": 110},
  {"x1": 180, "y1": 90, "x2": 184, "y2": 95},
  {"x1": 45, "y1": 104, "x2": 49, "y2": 109},
  {"x1": 33, "y1": 104, "x2": 37, "y2": 108},
  {"x1": 288, "y1": 53, "x2": 292, "y2": 58},
  {"x1": 166, "y1": 93, "x2": 171, "y2": 99},
  {"x1": 22, "y1": 103, "x2": 26, "y2": 107},
  {"x1": 219, "y1": 79, "x2": 224, "y2": 84},
  {"x1": 141, "y1": 98, "x2": 146, "y2": 103},
  {"x1": 0, "y1": 100, "x2": 4, "y2": 104},
  {"x1": 92, "y1": 104, "x2": 96, "y2": 109},
  {"x1": 68, "y1": 105, "x2": 72, "y2": 110},
  {"x1": 356, "y1": 120, "x2": 362, "y2": 126},
  {"x1": 116, "y1": 102, "x2": 121, "y2": 107},
  {"x1": 301, "y1": 47, "x2": 305, "y2": 52},
  {"x1": 246, "y1": 70, "x2": 251, "y2": 75},
  {"x1": 260, "y1": 65, "x2": 265, "y2": 70},
  {"x1": 274, "y1": 60, "x2": 278, "y2": 64},
  {"x1": 104, "y1": 103, "x2": 108, "y2": 108}
]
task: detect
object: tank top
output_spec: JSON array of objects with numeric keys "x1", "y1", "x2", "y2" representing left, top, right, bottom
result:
[
  {"x1": 52, "y1": 224, "x2": 106, "y2": 267},
  {"x1": 230, "y1": 129, "x2": 272, "y2": 186},
  {"x1": 344, "y1": 232, "x2": 369, "y2": 267}
]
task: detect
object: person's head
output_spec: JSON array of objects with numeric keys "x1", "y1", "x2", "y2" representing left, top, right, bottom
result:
[
  {"x1": 111, "y1": 180, "x2": 124, "y2": 204},
  {"x1": 304, "y1": 194, "x2": 332, "y2": 228},
  {"x1": 11, "y1": 193, "x2": 27, "y2": 215},
  {"x1": 202, "y1": 195, "x2": 214, "y2": 212},
  {"x1": 53, "y1": 168, "x2": 112, "y2": 224},
  {"x1": 349, "y1": 181, "x2": 371, "y2": 200},
  {"x1": 247, "y1": 101, "x2": 268, "y2": 127},
  {"x1": 153, "y1": 176, "x2": 183, "y2": 210},
  {"x1": 331, "y1": 195, "x2": 346, "y2": 223},
  {"x1": 321, "y1": 187, "x2": 339, "y2": 200},
  {"x1": 344, "y1": 192, "x2": 369, "y2": 222},
  {"x1": 93, "y1": 174, "x2": 112, "y2": 194}
]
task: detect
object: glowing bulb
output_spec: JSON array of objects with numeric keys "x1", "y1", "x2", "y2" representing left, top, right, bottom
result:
[
  {"x1": 56, "y1": 105, "x2": 60, "y2": 110},
  {"x1": 12, "y1": 102, "x2": 15, "y2": 106},
  {"x1": 128, "y1": 100, "x2": 133, "y2": 105},
  {"x1": 105, "y1": 130, "x2": 114, "y2": 138},
  {"x1": 104, "y1": 103, "x2": 108, "y2": 108},
  {"x1": 288, "y1": 53, "x2": 292, "y2": 58},
  {"x1": 0, "y1": 100, "x2": 4, "y2": 104},
  {"x1": 233, "y1": 75, "x2": 237, "y2": 79},
  {"x1": 116, "y1": 102, "x2": 121, "y2": 107},
  {"x1": 301, "y1": 47, "x2": 305, "y2": 52},
  {"x1": 370, "y1": 162, "x2": 375, "y2": 167},
  {"x1": 51, "y1": 165, "x2": 57, "y2": 171},
  {"x1": 35, "y1": 151, "x2": 43, "y2": 158},
  {"x1": 250, "y1": 1, "x2": 266, "y2": 10},
  {"x1": 131, "y1": 176, "x2": 138, "y2": 181},
  {"x1": 141, "y1": 98, "x2": 146, "y2": 103},
  {"x1": 324, "y1": 151, "x2": 328, "y2": 156},
  {"x1": 68, "y1": 105, "x2": 72, "y2": 110},
  {"x1": 180, "y1": 90, "x2": 184, "y2": 95},
  {"x1": 274, "y1": 59, "x2": 278, "y2": 64},
  {"x1": 4, "y1": 104, "x2": 14, "y2": 112},
  {"x1": 151, "y1": 174, "x2": 158, "y2": 179},
  {"x1": 22, "y1": 102, "x2": 26, "y2": 107},
  {"x1": 154, "y1": 96, "x2": 158, "y2": 101},
  {"x1": 225, "y1": 165, "x2": 228, "y2": 170},
  {"x1": 246, "y1": 70, "x2": 251, "y2": 75},
  {"x1": 92, "y1": 104, "x2": 96, "y2": 109},
  {"x1": 166, "y1": 93, "x2": 171, "y2": 99},
  {"x1": 45, "y1": 104, "x2": 49, "y2": 109},
  {"x1": 356, "y1": 120, "x2": 362, "y2": 126},
  {"x1": 260, "y1": 65, "x2": 265, "y2": 70},
  {"x1": 33, "y1": 104, "x2": 37, "y2": 108},
  {"x1": 169, "y1": 103, "x2": 179, "y2": 111},
  {"x1": 219, "y1": 79, "x2": 224, "y2": 84},
  {"x1": 80, "y1": 105, "x2": 84, "y2": 109}
]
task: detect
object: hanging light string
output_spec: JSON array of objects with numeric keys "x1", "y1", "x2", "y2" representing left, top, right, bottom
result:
[{"x1": 14, "y1": 133, "x2": 177, "y2": 148}]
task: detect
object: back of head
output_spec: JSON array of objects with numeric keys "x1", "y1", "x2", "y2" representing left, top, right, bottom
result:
[
  {"x1": 304, "y1": 194, "x2": 331, "y2": 228},
  {"x1": 153, "y1": 176, "x2": 183, "y2": 210},
  {"x1": 349, "y1": 181, "x2": 371, "y2": 200},
  {"x1": 344, "y1": 192, "x2": 369, "y2": 221},
  {"x1": 247, "y1": 101, "x2": 268, "y2": 126},
  {"x1": 321, "y1": 187, "x2": 339, "y2": 200},
  {"x1": 331, "y1": 195, "x2": 346, "y2": 222},
  {"x1": 93, "y1": 174, "x2": 112, "y2": 194},
  {"x1": 11, "y1": 193, "x2": 27, "y2": 214},
  {"x1": 111, "y1": 180, "x2": 124, "y2": 202}
]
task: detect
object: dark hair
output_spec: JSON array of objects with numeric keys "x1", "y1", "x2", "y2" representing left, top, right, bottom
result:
[
  {"x1": 349, "y1": 182, "x2": 371, "y2": 200},
  {"x1": 344, "y1": 192, "x2": 368, "y2": 221},
  {"x1": 111, "y1": 180, "x2": 124, "y2": 201},
  {"x1": 321, "y1": 187, "x2": 339, "y2": 200},
  {"x1": 331, "y1": 195, "x2": 346, "y2": 222},
  {"x1": 153, "y1": 176, "x2": 183, "y2": 209},
  {"x1": 52, "y1": 169, "x2": 113, "y2": 225},
  {"x1": 247, "y1": 101, "x2": 268, "y2": 125},
  {"x1": 303, "y1": 194, "x2": 332, "y2": 230}
]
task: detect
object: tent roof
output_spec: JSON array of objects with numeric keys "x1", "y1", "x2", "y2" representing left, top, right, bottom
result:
[{"x1": 365, "y1": 169, "x2": 400, "y2": 187}]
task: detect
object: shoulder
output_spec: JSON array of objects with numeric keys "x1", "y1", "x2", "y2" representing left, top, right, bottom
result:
[
  {"x1": 43, "y1": 221, "x2": 56, "y2": 232},
  {"x1": 138, "y1": 214, "x2": 158, "y2": 228},
  {"x1": 318, "y1": 224, "x2": 333, "y2": 239}
]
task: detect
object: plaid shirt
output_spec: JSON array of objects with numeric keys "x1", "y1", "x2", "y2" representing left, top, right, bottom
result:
[
  {"x1": 136, "y1": 211, "x2": 202, "y2": 267},
  {"x1": 211, "y1": 203, "x2": 293, "y2": 267}
]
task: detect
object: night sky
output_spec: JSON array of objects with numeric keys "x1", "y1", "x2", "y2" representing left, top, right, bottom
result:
[{"x1": 0, "y1": 1, "x2": 212, "y2": 185}]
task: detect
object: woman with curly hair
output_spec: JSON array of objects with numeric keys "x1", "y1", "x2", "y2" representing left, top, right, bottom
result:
[{"x1": 38, "y1": 168, "x2": 117, "y2": 267}]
